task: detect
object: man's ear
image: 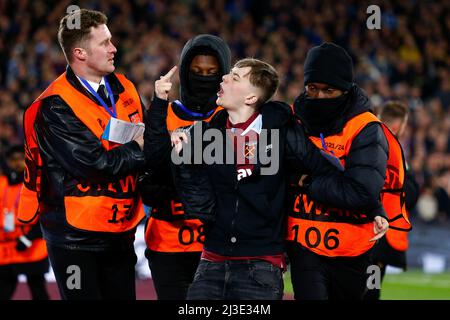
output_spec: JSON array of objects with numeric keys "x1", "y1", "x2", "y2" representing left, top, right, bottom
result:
[
  {"x1": 244, "y1": 93, "x2": 258, "y2": 106},
  {"x1": 73, "y1": 47, "x2": 87, "y2": 61}
]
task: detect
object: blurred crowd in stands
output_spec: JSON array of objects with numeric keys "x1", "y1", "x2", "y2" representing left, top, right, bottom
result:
[{"x1": 1, "y1": 0, "x2": 449, "y2": 223}]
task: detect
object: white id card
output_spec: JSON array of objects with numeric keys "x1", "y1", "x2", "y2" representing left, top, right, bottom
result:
[
  {"x1": 3, "y1": 209, "x2": 15, "y2": 232},
  {"x1": 101, "y1": 118, "x2": 145, "y2": 144}
]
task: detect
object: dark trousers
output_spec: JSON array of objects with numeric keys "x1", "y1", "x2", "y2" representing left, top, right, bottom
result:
[
  {"x1": 146, "y1": 249, "x2": 201, "y2": 300},
  {"x1": 187, "y1": 259, "x2": 284, "y2": 300},
  {"x1": 287, "y1": 243, "x2": 371, "y2": 300},
  {"x1": 0, "y1": 266, "x2": 49, "y2": 300},
  {"x1": 47, "y1": 244, "x2": 137, "y2": 300},
  {"x1": 363, "y1": 263, "x2": 387, "y2": 300}
]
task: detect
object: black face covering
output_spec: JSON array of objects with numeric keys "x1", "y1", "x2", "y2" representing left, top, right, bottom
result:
[
  {"x1": 296, "y1": 92, "x2": 351, "y2": 137},
  {"x1": 185, "y1": 72, "x2": 222, "y2": 114}
]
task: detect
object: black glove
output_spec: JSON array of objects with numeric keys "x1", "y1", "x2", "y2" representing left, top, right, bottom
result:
[{"x1": 16, "y1": 236, "x2": 32, "y2": 252}]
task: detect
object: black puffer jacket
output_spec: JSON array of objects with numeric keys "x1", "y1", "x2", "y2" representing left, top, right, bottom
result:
[
  {"x1": 294, "y1": 86, "x2": 389, "y2": 213},
  {"x1": 34, "y1": 66, "x2": 145, "y2": 251}
]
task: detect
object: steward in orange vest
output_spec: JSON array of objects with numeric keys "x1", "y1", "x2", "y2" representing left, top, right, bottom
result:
[
  {"x1": 18, "y1": 68, "x2": 145, "y2": 234},
  {"x1": 286, "y1": 112, "x2": 410, "y2": 257},
  {"x1": 364, "y1": 101, "x2": 419, "y2": 300},
  {"x1": 22, "y1": 10, "x2": 146, "y2": 300},
  {"x1": 0, "y1": 145, "x2": 49, "y2": 300},
  {"x1": 19, "y1": 65, "x2": 146, "y2": 300},
  {"x1": 140, "y1": 34, "x2": 231, "y2": 300},
  {"x1": 285, "y1": 42, "x2": 410, "y2": 300}
]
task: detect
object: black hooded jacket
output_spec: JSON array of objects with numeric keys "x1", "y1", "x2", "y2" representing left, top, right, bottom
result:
[
  {"x1": 171, "y1": 34, "x2": 231, "y2": 121},
  {"x1": 141, "y1": 35, "x2": 231, "y2": 209}
]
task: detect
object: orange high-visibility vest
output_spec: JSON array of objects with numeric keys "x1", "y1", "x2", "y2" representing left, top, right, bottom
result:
[
  {"x1": 17, "y1": 72, "x2": 145, "y2": 233},
  {"x1": 0, "y1": 176, "x2": 47, "y2": 265},
  {"x1": 286, "y1": 112, "x2": 410, "y2": 257},
  {"x1": 145, "y1": 103, "x2": 221, "y2": 252},
  {"x1": 381, "y1": 126, "x2": 411, "y2": 251}
]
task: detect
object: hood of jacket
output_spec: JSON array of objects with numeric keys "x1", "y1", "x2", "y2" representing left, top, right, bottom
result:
[{"x1": 176, "y1": 34, "x2": 231, "y2": 120}]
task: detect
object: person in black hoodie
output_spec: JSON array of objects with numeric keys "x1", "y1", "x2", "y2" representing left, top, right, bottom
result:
[
  {"x1": 0, "y1": 145, "x2": 49, "y2": 300},
  {"x1": 285, "y1": 42, "x2": 391, "y2": 300},
  {"x1": 141, "y1": 34, "x2": 231, "y2": 300}
]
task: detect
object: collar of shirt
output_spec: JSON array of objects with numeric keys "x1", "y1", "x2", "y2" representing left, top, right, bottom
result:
[
  {"x1": 226, "y1": 112, "x2": 262, "y2": 136},
  {"x1": 76, "y1": 75, "x2": 106, "y2": 94}
]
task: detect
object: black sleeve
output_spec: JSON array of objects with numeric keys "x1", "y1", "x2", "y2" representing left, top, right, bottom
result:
[
  {"x1": 171, "y1": 162, "x2": 216, "y2": 222},
  {"x1": 307, "y1": 123, "x2": 388, "y2": 217},
  {"x1": 170, "y1": 121, "x2": 216, "y2": 222},
  {"x1": 143, "y1": 96, "x2": 172, "y2": 169},
  {"x1": 35, "y1": 96, "x2": 145, "y2": 182},
  {"x1": 404, "y1": 168, "x2": 420, "y2": 211},
  {"x1": 140, "y1": 96, "x2": 176, "y2": 207},
  {"x1": 285, "y1": 121, "x2": 337, "y2": 177}
]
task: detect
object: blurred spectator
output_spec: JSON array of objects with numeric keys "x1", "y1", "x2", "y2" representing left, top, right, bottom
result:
[{"x1": 0, "y1": 0, "x2": 449, "y2": 221}]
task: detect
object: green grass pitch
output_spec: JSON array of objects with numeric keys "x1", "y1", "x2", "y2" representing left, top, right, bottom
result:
[{"x1": 283, "y1": 270, "x2": 450, "y2": 300}]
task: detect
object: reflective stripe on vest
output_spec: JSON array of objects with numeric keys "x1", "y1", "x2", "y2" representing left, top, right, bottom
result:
[
  {"x1": 286, "y1": 111, "x2": 410, "y2": 257},
  {"x1": 0, "y1": 176, "x2": 47, "y2": 265},
  {"x1": 17, "y1": 72, "x2": 145, "y2": 233},
  {"x1": 145, "y1": 103, "x2": 221, "y2": 252}
]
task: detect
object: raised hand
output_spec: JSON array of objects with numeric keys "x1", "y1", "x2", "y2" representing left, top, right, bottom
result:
[{"x1": 155, "y1": 66, "x2": 177, "y2": 100}]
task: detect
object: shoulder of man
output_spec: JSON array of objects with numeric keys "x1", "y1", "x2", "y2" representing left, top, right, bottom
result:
[
  {"x1": 39, "y1": 94, "x2": 72, "y2": 114},
  {"x1": 208, "y1": 109, "x2": 228, "y2": 128},
  {"x1": 105, "y1": 72, "x2": 126, "y2": 95},
  {"x1": 352, "y1": 121, "x2": 388, "y2": 152},
  {"x1": 260, "y1": 100, "x2": 293, "y2": 128}
]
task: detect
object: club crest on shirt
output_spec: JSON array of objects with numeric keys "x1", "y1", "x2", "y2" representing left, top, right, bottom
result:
[{"x1": 244, "y1": 141, "x2": 257, "y2": 160}]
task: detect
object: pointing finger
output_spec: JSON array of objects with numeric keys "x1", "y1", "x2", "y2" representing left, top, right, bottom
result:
[{"x1": 161, "y1": 66, "x2": 177, "y2": 81}]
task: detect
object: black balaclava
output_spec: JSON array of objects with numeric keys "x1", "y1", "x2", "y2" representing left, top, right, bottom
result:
[
  {"x1": 296, "y1": 42, "x2": 355, "y2": 137},
  {"x1": 1, "y1": 144, "x2": 24, "y2": 185},
  {"x1": 185, "y1": 47, "x2": 222, "y2": 114},
  {"x1": 175, "y1": 34, "x2": 231, "y2": 121}
]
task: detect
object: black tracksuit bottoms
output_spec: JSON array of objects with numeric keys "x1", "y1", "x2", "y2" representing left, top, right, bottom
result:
[
  {"x1": 145, "y1": 249, "x2": 201, "y2": 300},
  {"x1": 286, "y1": 242, "x2": 373, "y2": 300},
  {"x1": 46, "y1": 243, "x2": 137, "y2": 300}
]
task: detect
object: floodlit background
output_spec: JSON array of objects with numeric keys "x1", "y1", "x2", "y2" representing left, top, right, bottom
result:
[{"x1": 1, "y1": 0, "x2": 449, "y2": 299}]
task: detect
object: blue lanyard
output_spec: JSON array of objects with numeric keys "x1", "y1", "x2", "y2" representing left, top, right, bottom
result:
[
  {"x1": 320, "y1": 133, "x2": 335, "y2": 155},
  {"x1": 173, "y1": 100, "x2": 216, "y2": 119},
  {"x1": 79, "y1": 77, "x2": 117, "y2": 118}
]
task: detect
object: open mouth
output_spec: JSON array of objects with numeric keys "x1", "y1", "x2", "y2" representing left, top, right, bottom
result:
[{"x1": 217, "y1": 84, "x2": 224, "y2": 96}]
